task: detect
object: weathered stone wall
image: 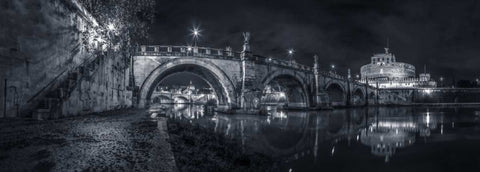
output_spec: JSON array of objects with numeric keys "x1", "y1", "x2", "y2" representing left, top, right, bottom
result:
[
  {"x1": 377, "y1": 88, "x2": 480, "y2": 104},
  {"x1": 0, "y1": 0, "x2": 131, "y2": 117}
]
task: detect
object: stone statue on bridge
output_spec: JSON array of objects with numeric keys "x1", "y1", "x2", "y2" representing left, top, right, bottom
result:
[{"x1": 242, "y1": 32, "x2": 251, "y2": 53}]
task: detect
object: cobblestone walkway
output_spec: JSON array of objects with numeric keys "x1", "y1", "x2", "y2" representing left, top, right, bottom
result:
[{"x1": 0, "y1": 109, "x2": 177, "y2": 171}]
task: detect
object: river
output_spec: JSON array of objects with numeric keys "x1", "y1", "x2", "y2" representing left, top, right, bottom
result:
[{"x1": 159, "y1": 104, "x2": 480, "y2": 171}]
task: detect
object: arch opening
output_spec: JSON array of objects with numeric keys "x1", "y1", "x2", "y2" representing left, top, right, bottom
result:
[
  {"x1": 139, "y1": 60, "x2": 235, "y2": 108},
  {"x1": 326, "y1": 83, "x2": 345, "y2": 106},
  {"x1": 352, "y1": 89, "x2": 365, "y2": 106},
  {"x1": 151, "y1": 72, "x2": 218, "y2": 105},
  {"x1": 262, "y1": 74, "x2": 309, "y2": 108}
]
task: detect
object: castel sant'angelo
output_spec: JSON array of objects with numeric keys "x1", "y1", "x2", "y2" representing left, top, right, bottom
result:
[{"x1": 360, "y1": 48, "x2": 437, "y2": 88}]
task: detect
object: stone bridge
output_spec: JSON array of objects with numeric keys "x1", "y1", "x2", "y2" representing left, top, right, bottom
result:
[{"x1": 132, "y1": 45, "x2": 377, "y2": 109}]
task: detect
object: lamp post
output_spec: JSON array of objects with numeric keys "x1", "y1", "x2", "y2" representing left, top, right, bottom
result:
[
  {"x1": 439, "y1": 77, "x2": 444, "y2": 87},
  {"x1": 287, "y1": 48, "x2": 295, "y2": 63},
  {"x1": 191, "y1": 27, "x2": 201, "y2": 47},
  {"x1": 331, "y1": 64, "x2": 336, "y2": 74}
]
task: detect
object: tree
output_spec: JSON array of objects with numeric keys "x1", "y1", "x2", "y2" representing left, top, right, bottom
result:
[{"x1": 77, "y1": 0, "x2": 156, "y2": 51}]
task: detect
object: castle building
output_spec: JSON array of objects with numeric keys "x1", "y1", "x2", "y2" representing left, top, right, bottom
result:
[{"x1": 359, "y1": 48, "x2": 436, "y2": 88}]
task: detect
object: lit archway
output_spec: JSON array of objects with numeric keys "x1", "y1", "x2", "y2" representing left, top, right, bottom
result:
[
  {"x1": 262, "y1": 71, "x2": 310, "y2": 108},
  {"x1": 138, "y1": 58, "x2": 236, "y2": 108}
]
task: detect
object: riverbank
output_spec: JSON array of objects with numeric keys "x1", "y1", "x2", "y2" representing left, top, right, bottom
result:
[
  {"x1": 0, "y1": 109, "x2": 177, "y2": 171},
  {"x1": 166, "y1": 117, "x2": 276, "y2": 171}
]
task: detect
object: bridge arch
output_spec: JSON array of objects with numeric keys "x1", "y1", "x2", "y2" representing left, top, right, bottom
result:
[
  {"x1": 325, "y1": 81, "x2": 346, "y2": 106},
  {"x1": 352, "y1": 88, "x2": 366, "y2": 106},
  {"x1": 138, "y1": 58, "x2": 236, "y2": 108},
  {"x1": 262, "y1": 70, "x2": 310, "y2": 108}
]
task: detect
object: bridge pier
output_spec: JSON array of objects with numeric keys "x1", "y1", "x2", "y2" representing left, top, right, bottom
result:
[{"x1": 312, "y1": 55, "x2": 332, "y2": 109}]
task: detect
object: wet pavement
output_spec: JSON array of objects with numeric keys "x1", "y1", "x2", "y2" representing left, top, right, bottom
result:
[{"x1": 0, "y1": 109, "x2": 177, "y2": 171}]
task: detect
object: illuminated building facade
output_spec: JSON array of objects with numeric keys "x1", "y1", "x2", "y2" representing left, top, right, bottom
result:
[{"x1": 359, "y1": 48, "x2": 436, "y2": 88}]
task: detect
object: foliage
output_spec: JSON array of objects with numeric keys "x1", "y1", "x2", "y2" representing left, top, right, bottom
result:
[{"x1": 77, "y1": 0, "x2": 155, "y2": 51}]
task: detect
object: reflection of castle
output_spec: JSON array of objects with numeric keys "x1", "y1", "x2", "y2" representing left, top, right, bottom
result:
[
  {"x1": 359, "y1": 48, "x2": 437, "y2": 88},
  {"x1": 360, "y1": 111, "x2": 439, "y2": 162}
]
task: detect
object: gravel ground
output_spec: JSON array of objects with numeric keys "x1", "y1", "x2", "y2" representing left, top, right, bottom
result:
[{"x1": 0, "y1": 109, "x2": 177, "y2": 172}]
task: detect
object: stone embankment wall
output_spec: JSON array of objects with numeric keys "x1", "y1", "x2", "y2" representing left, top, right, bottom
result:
[
  {"x1": 377, "y1": 88, "x2": 480, "y2": 105},
  {"x1": 0, "y1": 0, "x2": 131, "y2": 118}
]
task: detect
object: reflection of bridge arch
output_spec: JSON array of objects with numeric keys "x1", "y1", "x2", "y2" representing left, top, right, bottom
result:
[
  {"x1": 262, "y1": 70, "x2": 310, "y2": 107},
  {"x1": 325, "y1": 82, "x2": 346, "y2": 106},
  {"x1": 258, "y1": 113, "x2": 311, "y2": 157},
  {"x1": 138, "y1": 58, "x2": 236, "y2": 108}
]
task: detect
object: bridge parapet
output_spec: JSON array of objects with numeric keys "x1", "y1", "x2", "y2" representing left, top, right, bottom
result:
[
  {"x1": 319, "y1": 71, "x2": 346, "y2": 80},
  {"x1": 136, "y1": 45, "x2": 314, "y2": 72},
  {"x1": 137, "y1": 45, "x2": 242, "y2": 60}
]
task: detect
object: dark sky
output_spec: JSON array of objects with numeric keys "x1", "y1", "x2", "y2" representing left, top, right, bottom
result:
[{"x1": 147, "y1": 0, "x2": 480, "y2": 83}]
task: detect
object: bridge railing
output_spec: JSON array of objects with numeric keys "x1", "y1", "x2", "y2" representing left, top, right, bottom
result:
[
  {"x1": 319, "y1": 71, "x2": 345, "y2": 80},
  {"x1": 137, "y1": 45, "x2": 243, "y2": 60},
  {"x1": 252, "y1": 54, "x2": 313, "y2": 72},
  {"x1": 136, "y1": 45, "x2": 315, "y2": 72}
]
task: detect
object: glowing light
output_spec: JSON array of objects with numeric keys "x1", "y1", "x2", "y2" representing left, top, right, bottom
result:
[
  {"x1": 190, "y1": 26, "x2": 201, "y2": 38},
  {"x1": 376, "y1": 121, "x2": 416, "y2": 128},
  {"x1": 331, "y1": 64, "x2": 335, "y2": 69},
  {"x1": 288, "y1": 49, "x2": 294, "y2": 55},
  {"x1": 426, "y1": 112, "x2": 430, "y2": 127},
  {"x1": 424, "y1": 89, "x2": 433, "y2": 94},
  {"x1": 187, "y1": 46, "x2": 192, "y2": 51},
  {"x1": 107, "y1": 23, "x2": 115, "y2": 31},
  {"x1": 190, "y1": 26, "x2": 202, "y2": 46}
]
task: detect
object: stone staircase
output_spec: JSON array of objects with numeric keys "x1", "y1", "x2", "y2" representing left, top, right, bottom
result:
[{"x1": 28, "y1": 52, "x2": 105, "y2": 120}]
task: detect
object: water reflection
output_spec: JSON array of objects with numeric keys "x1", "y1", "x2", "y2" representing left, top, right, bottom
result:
[{"x1": 154, "y1": 104, "x2": 480, "y2": 170}]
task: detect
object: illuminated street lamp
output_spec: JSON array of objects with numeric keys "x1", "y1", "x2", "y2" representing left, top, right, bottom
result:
[
  {"x1": 287, "y1": 48, "x2": 295, "y2": 63},
  {"x1": 331, "y1": 64, "x2": 336, "y2": 74},
  {"x1": 439, "y1": 77, "x2": 444, "y2": 87},
  {"x1": 190, "y1": 26, "x2": 201, "y2": 47},
  {"x1": 186, "y1": 46, "x2": 192, "y2": 56},
  {"x1": 288, "y1": 49, "x2": 294, "y2": 55}
]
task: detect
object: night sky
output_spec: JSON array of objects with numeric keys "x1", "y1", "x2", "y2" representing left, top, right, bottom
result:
[{"x1": 146, "y1": 0, "x2": 480, "y2": 85}]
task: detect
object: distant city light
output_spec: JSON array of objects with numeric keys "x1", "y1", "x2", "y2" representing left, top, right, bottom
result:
[
  {"x1": 331, "y1": 64, "x2": 335, "y2": 69},
  {"x1": 424, "y1": 89, "x2": 433, "y2": 94}
]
